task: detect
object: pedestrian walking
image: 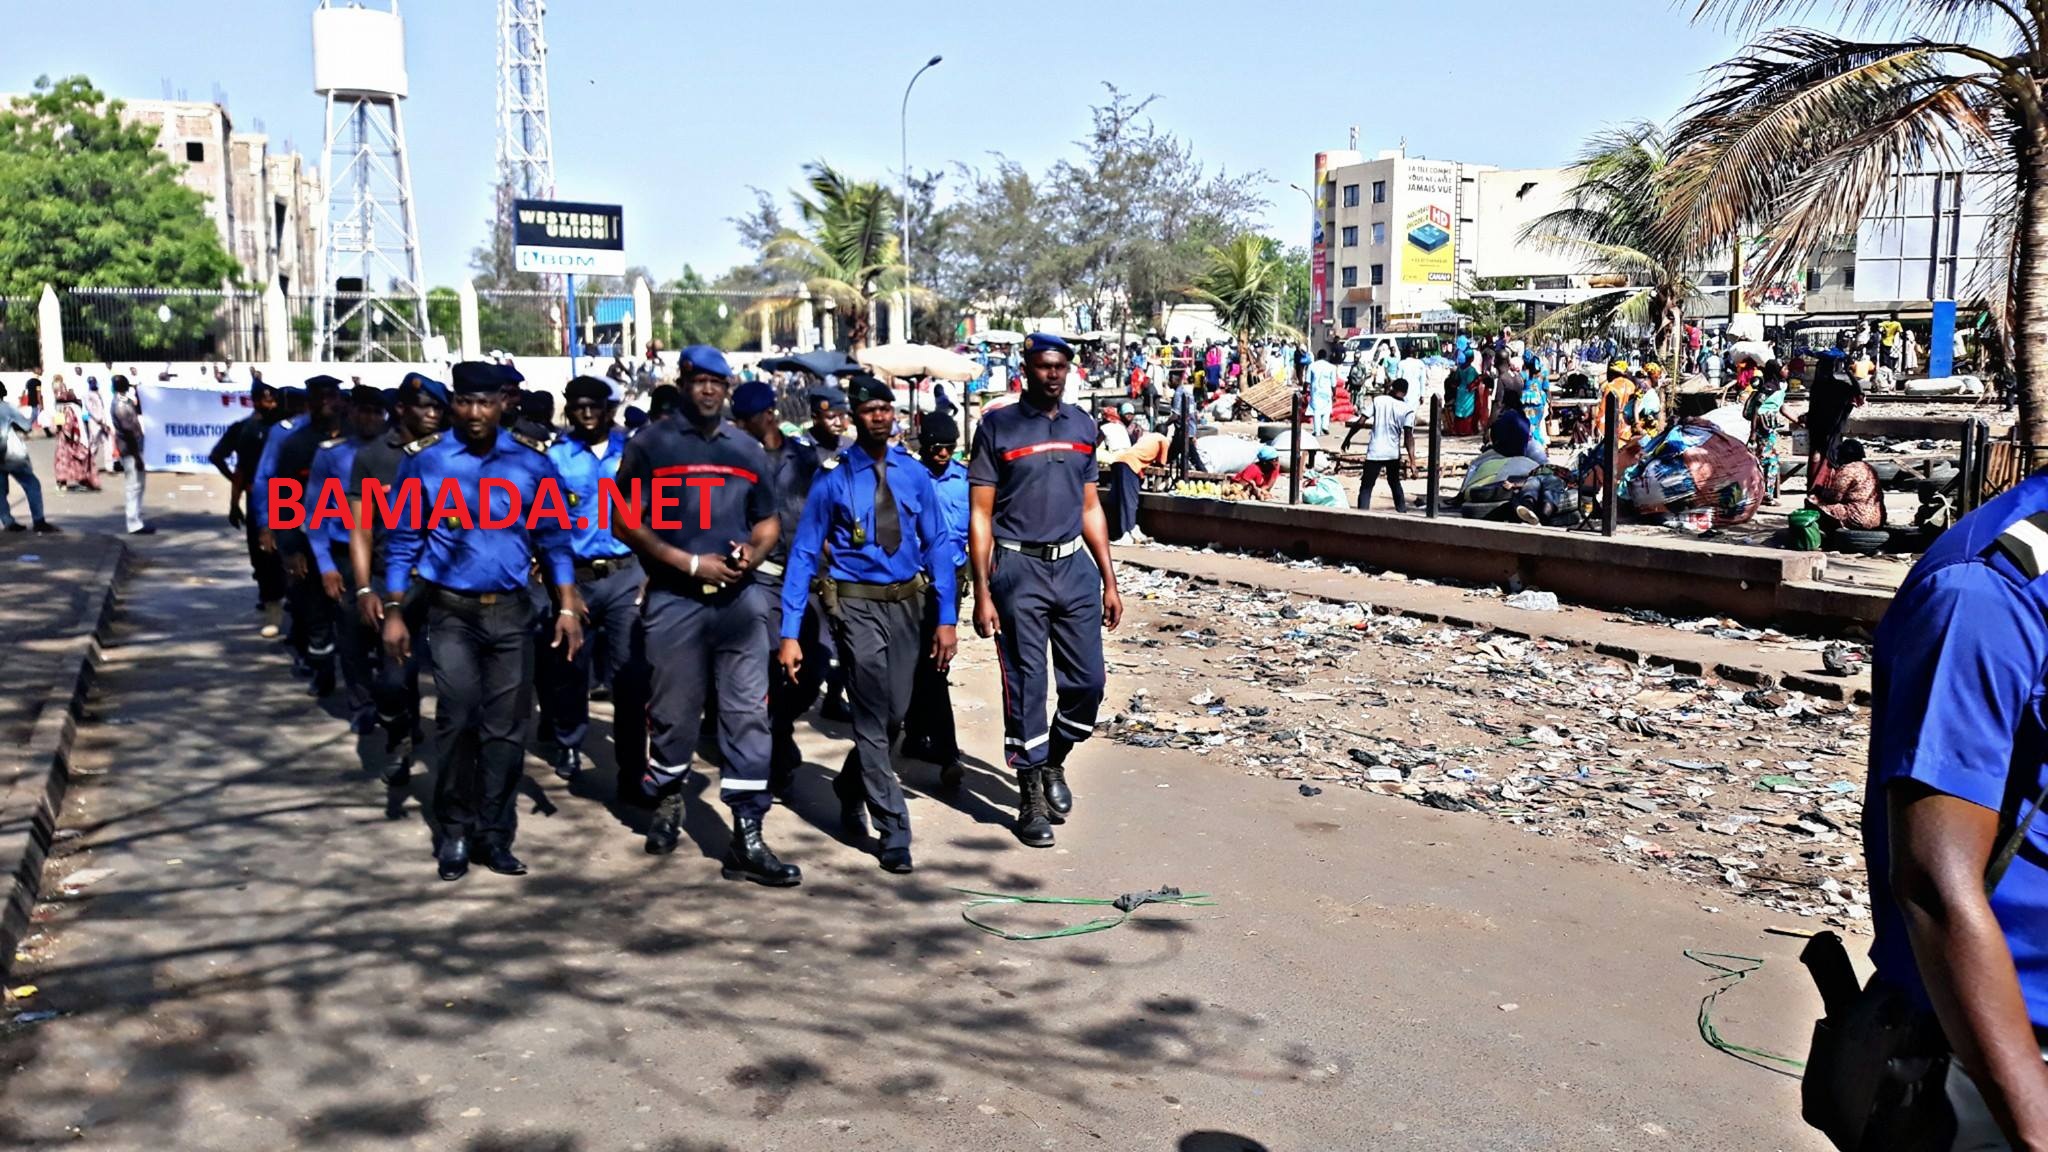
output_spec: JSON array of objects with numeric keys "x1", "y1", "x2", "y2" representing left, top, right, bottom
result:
[
  {"x1": 967, "y1": 333, "x2": 1124, "y2": 847},
  {"x1": 610, "y1": 345, "x2": 801, "y2": 886},
  {"x1": 110, "y1": 376, "x2": 151, "y2": 534},
  {"x1": 778, "y1": 374, "x2": 959, "y2": 874},
  {"x1": 83, "y1": 378, "x2": 112, "y2": 475},
  {"x1": 263, "y1": 376, "x2": 345, "y2": 693},
  {"x1": 53, "y1": 382, "x2": 97, "y2": 492},
  {"x1": 208, "y1": 379, "x2": 289, "y2": 631},
  {"x1": 381, "y1": 362, "x2": 582, "y2": 882},
  {"x1": 903, "y1": 409, "x2": 969, "y2": 785},
  {"x1": 0, "y1": 383, "x2": 57, "y2": 533},
  {"x1": 1357, "y1": 379, "x2": 1417, "y2": 513},
  {"x1": 308, "y1": 385, "x2": 394, "y2": 734},
  {"x1": 803, "y1": 383, "x2": 854, "y2": 722}
]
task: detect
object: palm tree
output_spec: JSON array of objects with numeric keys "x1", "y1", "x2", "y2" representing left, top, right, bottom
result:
[
  {"x1": 1521, "y1": 122, "x2": 1700, "y2": 363},
  {"x1": 763, "y1": 162, "x2": 917, "y2": 351},
  {"x1": 1184, "y1": 233, "x2": 1299, "y2": 379},
  {"x1": 1662, "y1": 1, "x2": 2044, "y2": 447}
]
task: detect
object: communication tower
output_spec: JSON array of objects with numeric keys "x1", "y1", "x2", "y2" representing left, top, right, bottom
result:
[
  {"x1": 312, "y1": 0, "x2": 430, "y2": 361},
  {"x1": 496, "y1": 0, "x2": 557, "y2": 222}
]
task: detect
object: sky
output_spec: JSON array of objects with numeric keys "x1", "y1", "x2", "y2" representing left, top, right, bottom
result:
[{"x1": 0, "y1": 0, "x2": 1752, "y2": 287}]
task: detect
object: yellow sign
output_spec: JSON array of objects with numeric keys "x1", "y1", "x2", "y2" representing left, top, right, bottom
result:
[{"x1": 1400, "y1": 163, "x2": 1457, "y2": 287}]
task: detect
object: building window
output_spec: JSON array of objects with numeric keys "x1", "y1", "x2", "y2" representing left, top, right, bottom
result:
[
  {"x1": 1842, "y1": 266, "x2": 1856, "y2": 290},
  {"x1": 1372, "y1": 180, "x2": 1387, "y2": 204},
  {"x1": 1342, "y1": 184, "x2": 1360, "y2": 208},
  {"x1": 1341, "y1": 266, "x2": 1359, "y2": 288},
  {"x1": 1370, "y1": 264, "x2": 1385, "y2": 286},
  {"x1": 1341, "y1": 225, "x2": 1358, "y2": 247},
  {"x1": 1372, "y1": 222, "x2": 1386, "y2": 246},
  {"x1": 185, "y1": 141, "x2": 205, "y2": 162},
  {"x1": 1806, "y1": 269, "x2": 1822, "y2": 291},
  {"x1": 1340, "y1": 306, "x2": 1358, "y2": 329}
]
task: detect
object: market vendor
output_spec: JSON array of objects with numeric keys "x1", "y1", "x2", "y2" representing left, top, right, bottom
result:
[
  {"x1": 1808, "y1": 439, "x2": 1884, "y2": 532},
  {"x1": 1230, "y1": 446, "x2": 1284, "y2": 500},
  {"x1": 1106, "y1": 418, "x2": 1170, "y2": 543}
]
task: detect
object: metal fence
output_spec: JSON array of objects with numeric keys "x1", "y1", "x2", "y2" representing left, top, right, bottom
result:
[
  {"x1": 287, "y1": 293, "x2": 438, "y2": 363},
  {"x1": 477, "y1": 289, "x2": 568, "y2": 359},
  {"x1": 0, "y1": 296, "x2": 37, "y2": 371},
  {"x1": 58, "y1": 287, "x2": 265, "y2": 366},
  {"x1": 647, "y1": 289, "x2": 801, "y2": 352}
]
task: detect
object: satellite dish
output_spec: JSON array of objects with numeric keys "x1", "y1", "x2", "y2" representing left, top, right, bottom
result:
[{"x1": 156, "y1": 304, "x2": 173, "y2": 323}]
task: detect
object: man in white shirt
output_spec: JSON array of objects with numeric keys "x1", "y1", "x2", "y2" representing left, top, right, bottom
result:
[{"x1": 1358, "y1": 379, "x2": 1417, "y2": 512}]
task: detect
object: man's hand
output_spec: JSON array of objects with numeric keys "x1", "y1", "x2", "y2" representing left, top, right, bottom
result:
[
  {"x1": 550, "y1": 611, "x2": 583, "y2": 662},
  {"x1": 257, "y1": 528, "x2": 276, "y2": 553},
  {"x1": 1103, "y1": 585, "x2": 1124, "y2": 631},
  {"x1": 283, "y1": 551, "x2": 308, "y2": 581},
  {"x1": 777, "y1": 637, "x2": 804, "y2": 682},
  {"x1": 382, "y1": 613, "x2": 411, "y2": 664},
  {"x1": 227, "y1": 504, "x2": 244, "y2": 530},
  {"x1": 321, "y1": 569, "x2": 345, "y2": 602},
  {"x1": 931, "y1": 624, "x2": 958, "y2": 671},
  {"x1": 973, "y1": 592, "x2": 1000, "y2": 639},
  {"x1": 357, "y1": 589, "x2": 385, "y2": 630},
  {"x1": 693, "y1": 553, "x2": 743, "y2": 587}
]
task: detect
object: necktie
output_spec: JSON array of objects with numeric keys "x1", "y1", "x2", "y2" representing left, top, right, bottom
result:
[{"x1": 873, "y1": 458, "x2": 902, "y2": 554}]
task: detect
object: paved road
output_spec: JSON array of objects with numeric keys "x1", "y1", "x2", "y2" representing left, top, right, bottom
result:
[{"x1": 0, "y1": 460, "x2": 1831, "y2": 1151}]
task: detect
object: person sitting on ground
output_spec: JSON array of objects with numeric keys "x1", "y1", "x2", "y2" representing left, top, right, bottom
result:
[
  {"x1": 1231, "y1": 445, "x2": 1284, "y2": 501},
  {"x1": 1459, "y1": 410, "x2": 1547, "y2": 521},
  {"x1": 1808, "y1": 438, "x2": 1885, "y2": 532}
]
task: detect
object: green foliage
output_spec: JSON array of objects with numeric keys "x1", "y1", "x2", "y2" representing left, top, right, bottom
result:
[
  {"x1": 0, "y1": 75, "x2": 239, "y2": 297},
  {"x1": 426, "y1": 287, "x2": 462, "y2": 338},
  {"x1": 935, "y1": 159, "x2": 1057, "y2": 330},
  {"x1": 654, "y1": 265, "x2": 746, "y2": 349},
  {"x1": 762, "y1": 162, "x2": 916, "y2": 350}
]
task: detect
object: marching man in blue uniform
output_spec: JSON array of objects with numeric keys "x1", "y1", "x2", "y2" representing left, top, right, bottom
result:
[
  {"x1": 537, "y1": 375, "x2": 638, "y2": 782},
  {"x1": 778, "y1": 373, "x2": 959, "y2": 874},
  {"x1": 902, "y1": 407, "x2": 969, "y2": 786},
  {"x1": 308, "y1": 384, "x2": 397, "y2": 735},
  {"x1": 382, "y1": 362, "x2": 583, "y2": 882},
  {"x1": 611, "y1": 345, "x2": 801, "y2": 886},
  {"x1": 968, "y1": 332, "x2": 1123, "y2": 847}
]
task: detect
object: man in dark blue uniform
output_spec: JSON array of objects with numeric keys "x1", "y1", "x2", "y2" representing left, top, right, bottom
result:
[
  {"x1": 249, "y1": 385, "x2": 306, "y2": 638},
  {"x1": 537, "y1": 375, "x2": 637, "y2": 781},
  {"x1": 262, "y1": 375, "x2": 344, "y2": 693},
  {"x1": 611, "y1": 345, "x2": 800, "y2": 886},
  {"x1": 968, "y1": 333, "x2": 1124, "y2": 847},
  {"x1": 731, "y1": 378, "x2": 825, "y2": 794},
  {"x1": 778, "y1": 374, "x2": 958, "y2": 874},
  {"x1": 804, "y1": 384, "x2": 854, "y2": 722},
  {"x1": 207, "y1": 379, "x2": 287, "y2": 634},
  {"x1": 382, "y1": 362, "x2": 582, "y2": 882},
  {"x1": 902, "y1": 408, "x2": 969, "y2": 786},
  {"x1": 348, "y1": 372, "x2": 448, "y2": 817},
  {"x1": 308, "y1": 384, "x2": 393, "y2": 734},
  {"x1": 1864, "y1": 474, "x2": 2048, "y2": 1148}
]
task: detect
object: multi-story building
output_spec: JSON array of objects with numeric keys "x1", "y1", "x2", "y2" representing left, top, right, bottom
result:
[{"x1": 1307, "y1": 148, "x2": 1491, "y2": 348}]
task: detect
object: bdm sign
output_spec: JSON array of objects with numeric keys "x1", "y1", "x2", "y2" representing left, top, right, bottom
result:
[{"x1": 513, "y1": 198, "x2": 626, "y2": 276}]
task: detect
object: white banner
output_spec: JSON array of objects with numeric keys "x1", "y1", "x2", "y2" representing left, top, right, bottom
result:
[{"x1": 140, "y1": 382, "x2": 253, "y2": 473}]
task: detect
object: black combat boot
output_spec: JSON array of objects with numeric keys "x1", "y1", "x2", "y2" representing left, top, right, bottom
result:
[
  {"x1": 1044, "y1": 736, "x2": 1074, "y2": 821},
  {"x1": 645, "y1": 788, "x2": 684, "y2": 856},
  {"x1": 722, "y1": 814, "x2": 802, "y2": 887},
  {"x1": 1015, "y1": 769, "x2": 1056, "y2": 848}
]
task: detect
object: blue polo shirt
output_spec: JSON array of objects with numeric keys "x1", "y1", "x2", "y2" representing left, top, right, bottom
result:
[
  {"x1": 382, "y1": 430, "x2": 576, "y2": 596},
  {"x1": 546, "y1": 428, "x2": 633, "y2": 561},
  {"x1": 613, "y1": 415, "x2": 777, "y2": 587},
  {"x1": 966, "y1": 398, "x2": 1099, "y2": 543},
  {"x1": 928, "y1": 458, "x2": 969, "y2": 569},
  {"x1": 251, "y1": 415, "x2": 298, "y2": 530},
  {"x1": 779, "y1": 443, "x2": 959, "y2": 639},
  {"x1": 1866, "y1": 473, "x2": 2048, "y2": 1026},
  {"x1": 306, "y1": 431, "x2": 378, "y2": 573}
]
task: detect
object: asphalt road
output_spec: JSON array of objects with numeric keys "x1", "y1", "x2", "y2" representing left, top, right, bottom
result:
[{"x1": 0, "y1": 456, "x2": 1832, "y2": 1151}]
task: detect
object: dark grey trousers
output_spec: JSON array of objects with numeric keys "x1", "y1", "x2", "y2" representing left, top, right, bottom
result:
[{"x1": 830, "y1": 596, "x2": 918, "y2": 850}]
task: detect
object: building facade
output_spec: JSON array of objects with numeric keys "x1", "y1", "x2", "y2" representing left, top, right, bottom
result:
[{"x1": 1308, "y1": 148, "x2": 1491, "y2": 348}]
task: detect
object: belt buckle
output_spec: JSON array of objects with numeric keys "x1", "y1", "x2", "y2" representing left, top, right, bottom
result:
[{"x1": 477, "y1": 592, "x2": 499, "y2": 605}]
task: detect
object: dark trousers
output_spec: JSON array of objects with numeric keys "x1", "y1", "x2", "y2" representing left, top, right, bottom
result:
[
  {"x1": 283, "y1": 540, "x2": 333, "y2": 670},
  {"x1": 991, "y1": 550, "x2": 1106, "y2": 775},
  {"x1": 831, "y1": 596, "x2": 919, "y2": 850},
  {"x1": 904, "y1": 579, "x2": 959, "y2": 764},
  {"x1": 1357, "y1": 459, "x2": 1408, "y2": 512},
  {"x1": 246, "y1": 516, "x2": 286, "y2": 603},
  {"x1": 425, "y1": 590, "x2": 535, "y2": 847},
  {"x1": 639, "y1": 584, "x2": 773, "y2": 818},
  {"x1": 326, "y1": 544, "x2": 376, "y2": 725},
  {"x1": 760, "y1": 574, "x2": 824, "y2": 790},
  {"x1": 536, "y1": 563, "x2": 640, "y2": 752},
  {"x1": 1107, "y1": 461, "x2": 1142, "y2": 539}
]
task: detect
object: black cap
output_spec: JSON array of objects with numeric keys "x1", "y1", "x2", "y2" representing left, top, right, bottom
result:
[
  {"x1": 451, "y1": 362, "x2": 500, "y2": 395},
  {"x1": 496, "y1": 362, "x2": 525, "y2": 387},
  {"x1": 304, "y1": 374, "x2": 343, "y2": 392},
  {"x1": 845, "y1": 373, "x2": 895, "y2": 408},
  {"x1": 921, "y1": 411, "x2": 959, "y2": 446},
  {"x1": 564, "y1": 376, "x2": 611, "y2": 405},
  {"x1": 347, "y1": 384, "x2": 384, "y2": 408}
]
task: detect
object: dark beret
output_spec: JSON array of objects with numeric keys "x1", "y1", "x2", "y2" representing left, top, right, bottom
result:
[
  {"x1": 845, "y1": 373, "x2": 896, "y2": 408},
  {"x1": 807, "y1": 384, "x2": 849, "y2": 411},
  {"x1": 1023, "y1": 332, "x2": 1073, "y2": 359},
  {"x1": 303, "y1": 374, "x2": 343, "y2": 392},
  {"x1": 451, "y1": 362, "x2": 502, "y2": 395},
  {"x1": 347, "y1": 384, "x2": 384, "y2": 408},
  {"x1": 731, "y1": 380, "x2": 777, "y2": 419},
  {"x1": 920, "y1": 410, "x2": 959, "y2": 446},
  {"x1": 678, "y1": 344, "x2": 732, "y2": 379},
  {"x1": 564, "y1": 376, "x2": 612, "y2": 405}
]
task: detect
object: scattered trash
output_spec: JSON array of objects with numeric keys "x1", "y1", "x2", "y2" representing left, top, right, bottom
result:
[
  {"x1": 955, "y1": 885, "x2": 1216, "y2": 941},
  {"x1": 60, "y1": 868, "x2": 116, "y2": 892},
  {"x1": 1498, "y1": 1003, "x2": 1520, "y2": 1012},
  {"x1": 1298, "y1": 784, "x2": 1323, "y2": 797},
  {"x1": 1504, "y1": 590, "x2": 1560, "y2": 612},
  {"x1": 8, "y1": 985, "x2": 36, "y2": 999}
]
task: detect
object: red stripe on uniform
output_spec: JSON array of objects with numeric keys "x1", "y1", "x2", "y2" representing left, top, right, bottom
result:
[
  {"x1": 651, "y1": 463, "x2": 760, "y2": 484},
  {"x1": 1001, "y1": 441, "x2": 1090, "y2": 462}
]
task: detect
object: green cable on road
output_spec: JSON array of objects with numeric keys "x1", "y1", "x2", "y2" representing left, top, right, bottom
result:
[
  {"x1": 1684, "y1": 949, "x2": 1807, "y2": 1077},
  {"x1": 955, "y1": 885, "x2": 1216, "y2": 941}
]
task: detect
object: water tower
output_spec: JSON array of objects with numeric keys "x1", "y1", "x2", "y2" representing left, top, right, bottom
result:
[{"x1": 312, "y1": 0, "x2": 430, "y2": 361}]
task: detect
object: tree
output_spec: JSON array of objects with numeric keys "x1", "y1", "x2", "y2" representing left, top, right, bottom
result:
[
  {"x1": 1258, "y1": 238, "x2": 1312, "y2": 336},
  {"x1": 1448, "y1": 275, "x2": 1528, "y2": 339},
  {"x1": 1521, "y1": 121, "x2": 1699, "y2": 361},
  {"x1": 936, "y1": 158, "x2": 1059, "y2": 329},
  {"x1": 763, "y1": 161, "x2": 914, "y2": 351},
  {"x1": 469, "y1": 177, "x2": 541, "y2": 292},
  {"x1": 653, "y1": 264, "x2": 746, "y2": 348},
  {"x1": 1185, "y1": 233, "x2": 1298, "y2": 377},
  {"x1": 1662, "y1": 1, "x2": 2046, "y2": 448}
]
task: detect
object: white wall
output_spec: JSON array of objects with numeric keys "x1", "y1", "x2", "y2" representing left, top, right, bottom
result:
[{"x1": 1469, "y1": 167, "x2": 1581, "y2": 281}]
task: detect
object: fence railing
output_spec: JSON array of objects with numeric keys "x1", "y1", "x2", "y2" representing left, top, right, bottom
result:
[
  {"x1": 59, "y1": 287, "x2": 265, "y2": 366},
  {"x1": 0, "y1": 296, "x2": 37, "y2": 371}
]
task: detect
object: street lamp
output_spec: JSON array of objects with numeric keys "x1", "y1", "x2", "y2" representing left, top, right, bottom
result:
[{"x1": 900, "y1": 54, "x2": 943, "y2": 344}]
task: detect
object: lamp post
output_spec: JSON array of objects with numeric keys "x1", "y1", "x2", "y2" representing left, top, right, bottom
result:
[
  {"x1": 1286, "y1": 182, "x2": 1319, "y2": 506},
  {"x1": 899, "y1": 54, "x2": 943, "y2": 345}
]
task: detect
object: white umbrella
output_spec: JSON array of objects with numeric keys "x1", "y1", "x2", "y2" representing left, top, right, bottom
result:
[
  {"x1": 975, "y1": 329, "x2": 1026, "y2": 345},
  {"x1": 856, "y1": 343, "x2": 984, "y2": 382}
]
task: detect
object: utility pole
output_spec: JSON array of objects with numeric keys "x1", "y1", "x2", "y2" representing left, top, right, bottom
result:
[{"x1": 898, "y1": 55, "x2": 942, "y2": 344}]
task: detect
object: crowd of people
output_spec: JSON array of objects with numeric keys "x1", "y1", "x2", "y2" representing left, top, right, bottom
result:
[{"x1": 201, "y1": 332, "x2": 1121, "y2": 883}]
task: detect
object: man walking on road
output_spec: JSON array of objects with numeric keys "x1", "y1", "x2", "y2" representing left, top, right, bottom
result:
[
  {"x1": 111, "y1": 376, "x2": 150, "y2": 535},
  {"x1": 209, "y1": 380, "x2": 287, "y2": 633},
  {"x1": 968, "y1": 333, "x2": 1123, "y2": 847},
  {"x1": 903, "y1": 408, "x2": 969, "y2": 787},
  {"x1": 307, "y1": 385, "x2": 393, "y2": 736},
  {"x1": 0, "y1": 383, "x2": 58, "y2": 533}
]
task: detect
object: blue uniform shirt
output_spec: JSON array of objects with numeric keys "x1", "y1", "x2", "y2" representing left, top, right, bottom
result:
[
  {"x1": 382, "y1": 430, "x2": 576, "y2": 596},
  {"x1": 1866, "y1": 473, "x2": 2048, "y2": 1026},
  {"x1": 765, "y1": 433, "x2": 823, "y2": 566},
  {"x1": 307, "y1": 432, "x2": 377, "y2": 573},
  {"x1": 251, "y1": 415, "x2": 299, "y2": 529},
  {"x1": 780, "y1": 443, "x2": 959, "y2": 639},
  {"x1": 965, "y1": 399, "x2": 1099, "y2": 543},
  {"x1": 613, "y1": 416, "x2": 777, "y2": 586},
  {"x1": 546, "y1": 428, "x2": 633, "y2": 561},
  {"x1": 929, "y1": 458, "x2": 969, "y2": 569}
]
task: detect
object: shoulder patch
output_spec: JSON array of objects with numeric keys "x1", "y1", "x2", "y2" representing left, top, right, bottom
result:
[
  {"x1": 403, "y1": 432, "x2": 443, "y2": 456},
  {"x1": 512, "y1": 432, "x2": 549, "y2": 454},
  {"x1": 1991, "y1": 513, "x2": 2048, "y2": 580}
]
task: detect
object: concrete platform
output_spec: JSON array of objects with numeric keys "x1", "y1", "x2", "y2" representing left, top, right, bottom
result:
[{"x1": 1136, "y1": 494, "x2": 1889, "y2": 631}]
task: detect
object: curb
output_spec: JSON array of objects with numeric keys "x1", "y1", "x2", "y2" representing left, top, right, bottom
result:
[
  {"x1": 1120, "y1": 556, "x2": 1872, "y2": 708},
  {"x1": 0, "y1": 538, "x2": 127, "y2": 978}
]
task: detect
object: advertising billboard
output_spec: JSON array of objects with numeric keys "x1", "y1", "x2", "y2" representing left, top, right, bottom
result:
[
  {"x1": 1400, "y1": 161, "x2": 1457, "y2": 289},
  {"x1": 512, "y1": 198, "x2": 627, "y2": 276},
  {"x1": 1310, "y1": 153, "x2": 1332, "y2": 328}
]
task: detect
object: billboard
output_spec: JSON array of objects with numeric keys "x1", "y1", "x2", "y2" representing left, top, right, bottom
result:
[
  {"x1": 513, "y1": 198, "x2": 627, "y2": 276},
  {"x1": 1853, "y1": 170, "x2": 2004, "y2": 303},
  {"x1": 1400, "y1": 161, "x2": 1458, "y2": 288},
  {"x1": 1310, "y1": 153, "x2": 1332, "y2": 328}
]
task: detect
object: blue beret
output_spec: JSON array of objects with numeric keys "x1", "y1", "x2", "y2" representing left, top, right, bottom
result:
[
  {"x1": 678, "y1": 344, "x2": 732, "y2": 379},
  {"x1": 495, "y1": 362, "x2": 525, "y2": 386},
  {"x1": 451, "y1": 362, "x2": 501, "y2": 395},
  {"x1": 808, "y1": 384, "x2": 848, "y2": 411},
  {"x1": 1023, "y1": 332, "x2": 1073, "y2": 358},
  {"x1": 279, "y1": 386, "x2": 307, "y2": 400},
  {"x1": 399, "y1": 372, "x2": 450, "y2": 408},
  {"x1": 347, "y1": 384, "x2": 384, "y2": 408},
  {"x1": 303, "y1": 374, "x2": 343, "y2": 392},
  {"x1": 379, "y1": 387, "x2": 401, "y2": 409},
  {"x1": 623, "y1": 406, "x2": 648, "y2": 429},
  {"x1": 731, "y1": 380, "x2": 777, "y2": 419}
]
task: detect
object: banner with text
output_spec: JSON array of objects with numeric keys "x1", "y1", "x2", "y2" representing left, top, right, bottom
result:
[{"x1": 140, "y1": 382, "x2": 253, "y2": 473}]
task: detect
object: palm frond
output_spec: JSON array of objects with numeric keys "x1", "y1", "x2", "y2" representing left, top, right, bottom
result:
[
  {"x1": 1692, "y1": 0, "x2": 2033, "y2": 48},
  {"x1": 1525, "y1": 289, "x2": 1647, "y2": 338}
]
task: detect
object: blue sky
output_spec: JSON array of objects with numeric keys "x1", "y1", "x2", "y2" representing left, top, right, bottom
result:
[{"x1": 1, "y1": 0, "x2": 1749, "y2": 286}]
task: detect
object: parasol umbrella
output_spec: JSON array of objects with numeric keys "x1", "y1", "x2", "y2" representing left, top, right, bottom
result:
[
  {"x1": 757, "y1": 349, "x2": 858, "y2": 379},
  {"x1": 974, "y1": 329, "x2": 1026, "y2": 345},
  {"x1": 856, "y1": 343, "x2": 984, "y2": 382}
]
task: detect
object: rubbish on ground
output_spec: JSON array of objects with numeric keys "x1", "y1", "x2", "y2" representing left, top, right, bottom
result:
[
  {"x1": 1298, "y1": 784, "x2": 1323, "y2": 797},
  {"x1": 1684, "y1": 950, "x2": 1806, "y2": 1076},
  {"x1": 955, "y1": 885, "x2": 1216, "y2": 941},
  {"x1": 1504, "y1": 590, "x2": 1559, "y2": 612},
  {"x1": 60, "y1": 867, "x2": 115, "y2": 892}
]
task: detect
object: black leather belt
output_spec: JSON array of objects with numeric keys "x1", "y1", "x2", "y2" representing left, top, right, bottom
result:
[{"x1": 575, "y1": 554, "x2": 638, "y2": 582}]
